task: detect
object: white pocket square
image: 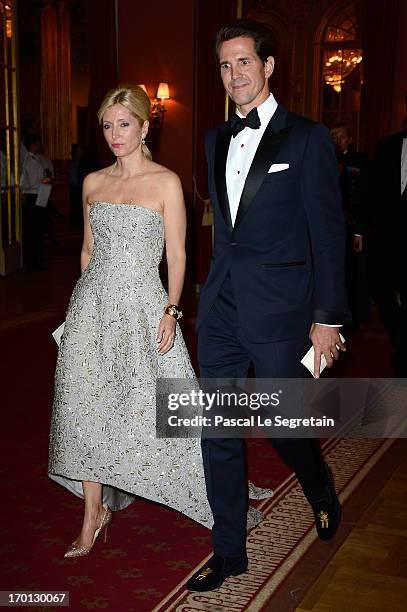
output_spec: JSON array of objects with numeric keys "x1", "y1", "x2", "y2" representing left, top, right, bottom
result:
[{"x1": 268, "y1": 163, "x2": 289, "y2": 173}]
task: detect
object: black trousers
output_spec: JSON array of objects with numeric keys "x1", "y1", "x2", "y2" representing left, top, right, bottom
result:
[
  {"x1": 345, "y1": 233, "x2": 370, "y2": 327},
  {"x1": 198, "y1": 275, "x2": 327, "y2": 557},
  {"x1": 372, "y1": 270, "x2": 407, "y2": 377}
]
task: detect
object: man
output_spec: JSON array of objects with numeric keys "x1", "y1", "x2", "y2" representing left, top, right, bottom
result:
[
  {"x1": 370, "y1": 100, "x2": 407, "y2": 376},
  {"x1": 330, "y1": 122, "x2": 370, "y2": 330},
  {"x1": 186, "y1": 20, "x2": 349, "y2": 592}
]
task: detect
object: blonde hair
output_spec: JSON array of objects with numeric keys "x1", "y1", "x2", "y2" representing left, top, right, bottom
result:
[{"x1": 97, "y1": 84, "x2": 152, "y2": 160}]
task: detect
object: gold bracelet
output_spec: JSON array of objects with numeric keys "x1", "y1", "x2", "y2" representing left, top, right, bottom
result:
[{"x1": 164, "y1": 304, "x2": 183, "y2": 320}]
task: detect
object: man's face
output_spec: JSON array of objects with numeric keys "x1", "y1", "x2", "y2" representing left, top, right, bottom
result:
[
  {"x1": 218, "y1": 36, "x2": 274, "y2": 113},
  {"x1": 331, "y1": 127, "x2": 352, "y2": 154}
]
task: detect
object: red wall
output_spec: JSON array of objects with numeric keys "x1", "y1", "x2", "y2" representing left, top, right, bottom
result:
[
  {"x1": 117, "y1": 1, "x2": 195, "y2": 200},
  {"x1": 391, "y1": 0, "x2": 407, "y2": 132}
]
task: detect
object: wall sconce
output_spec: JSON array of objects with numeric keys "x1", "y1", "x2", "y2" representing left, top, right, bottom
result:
[
  {"x1": 151, "y1": 82, "x2": 170, "y2": 128},
  {"x1": 5, "y1": 4, "x2": 13, "y2": 38}
]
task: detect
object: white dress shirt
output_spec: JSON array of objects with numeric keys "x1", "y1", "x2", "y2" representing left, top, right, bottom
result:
[
  {"x1": 38, "y1": 153, "x2": 54, "y2": 179},
  {"x1": 21, "y1": 152, "x2": 44, "y2": 194},
  {"x1": 226, "y1": 93, "x2": 278, "y2": 225}
]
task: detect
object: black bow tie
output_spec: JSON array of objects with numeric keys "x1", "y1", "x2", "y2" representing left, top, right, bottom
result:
[{"x1": 229, "y1": 107, "x2": 261, "y2": 137}]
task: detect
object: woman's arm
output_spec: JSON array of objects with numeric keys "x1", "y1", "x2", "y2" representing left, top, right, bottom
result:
[
  {"x1": 80, "y1": 174, "x2": 95, "y2": 273},
  {"x1": 156, "y1": 172, "x2": 187, "y2": 354},
  {"x1": 164, "y1": 173, "x2": 187, "y2": 306}
]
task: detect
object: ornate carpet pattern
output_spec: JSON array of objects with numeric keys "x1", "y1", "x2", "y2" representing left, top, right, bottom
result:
[
  {"x1": 153, "y1": 438, "x2": 393, "y2": 611},
  {"x1": 1, "y1": 312, "x2": 395, "y2": 611}
]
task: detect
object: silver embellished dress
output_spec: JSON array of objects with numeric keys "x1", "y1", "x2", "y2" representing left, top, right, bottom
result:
[{"x1": 48, "y1": 203, "x2": 271, "y2": 528}]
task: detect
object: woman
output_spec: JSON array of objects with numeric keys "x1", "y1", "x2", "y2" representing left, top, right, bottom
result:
[{"x1": 48, "y1": 85, "x2": 270, "y2": 558}]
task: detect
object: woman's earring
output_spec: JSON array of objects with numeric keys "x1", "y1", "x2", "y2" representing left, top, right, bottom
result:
[{"x1": 141, "y1": 138, "x2": 146, "y2": 145}]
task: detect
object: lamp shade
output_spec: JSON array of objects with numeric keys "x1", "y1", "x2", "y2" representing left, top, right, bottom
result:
[{"x1": 157, "y1": 82, "x2": 170, "y2": 100}]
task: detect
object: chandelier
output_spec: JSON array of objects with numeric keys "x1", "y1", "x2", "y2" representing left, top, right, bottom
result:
[{"x1": 324, "y1": 48, "x2": 362, "y2": 93}]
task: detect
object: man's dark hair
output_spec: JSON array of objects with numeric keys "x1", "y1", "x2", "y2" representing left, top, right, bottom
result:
[
  {"x1": 215, "y1": 19, "x2": 277, "y2": 62},
  {"x1": 23, "y1": 134, "x2": 41, "y2": 150}
]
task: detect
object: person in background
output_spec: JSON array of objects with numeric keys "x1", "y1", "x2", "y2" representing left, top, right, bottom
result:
[
  {"x1": 21, "y1": 117, "x2": 38, "y2": 168},
  {"x1": 330, "y1": 122, "x2": 370, "y2": 331},
  {"x1": 78, "y1": 145, "x2": 100, "y2": 184},
  {"x1": 370, "y1": 95, "x2": 407, "y2": 376},
  {"x1": 37, "y1": 145, "x2": 62, "y2": 249}
]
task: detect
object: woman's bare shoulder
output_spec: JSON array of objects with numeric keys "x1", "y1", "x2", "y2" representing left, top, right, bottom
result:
[
  {"x1": 83, "y1": 167, "x2": 115, "y2": 202},
  {"x1": 83, "y1": 166, "x2": 112, "y2": 193},
  {"x1": 148, "y1": 162, "x2": 181, "y2": 189},
  {"x1": 83, "y1": 166, "x2": 114, "y2": 187}
]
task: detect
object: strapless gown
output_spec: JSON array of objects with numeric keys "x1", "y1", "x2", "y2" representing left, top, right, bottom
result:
[{"x1": 48, "y1": 202, "x2": 271, "y2": 527}]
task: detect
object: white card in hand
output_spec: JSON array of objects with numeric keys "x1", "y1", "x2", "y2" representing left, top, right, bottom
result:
[
  {"x1": 52, "y1": 322, "x2": 65, "y2": 346},
  {"x1": 301, "y1": 333, "x2": 345, "y2": 377}
]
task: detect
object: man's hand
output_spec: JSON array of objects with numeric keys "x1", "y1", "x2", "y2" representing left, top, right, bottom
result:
[{"x1": 309, "y1": 323, "x2": 346, "y2": 378}]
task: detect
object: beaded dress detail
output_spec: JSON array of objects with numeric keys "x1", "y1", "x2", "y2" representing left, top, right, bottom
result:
[{"x1": 48, "y1": 203, "x2": 271, "y2": 528}]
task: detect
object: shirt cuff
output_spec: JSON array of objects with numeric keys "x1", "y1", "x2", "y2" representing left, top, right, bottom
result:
[{"x1": 315, "y1": 323, "x2": 342, "y2": 327}]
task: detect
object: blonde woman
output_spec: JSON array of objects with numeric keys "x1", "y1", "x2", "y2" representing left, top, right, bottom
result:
[{"x1": 48, "y1": 85, "x2": 270, "y2": 558}]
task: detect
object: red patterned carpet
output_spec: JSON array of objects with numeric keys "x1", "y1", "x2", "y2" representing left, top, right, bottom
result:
[
  {"x1": 0, "y1": 232, "x2": 399, "y2": 611},
  {"x1": 156, "y1": 438, "x2": 394, "y2": 611}
]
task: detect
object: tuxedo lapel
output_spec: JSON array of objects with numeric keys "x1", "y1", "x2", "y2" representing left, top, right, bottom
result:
[
  {"x1": 214, "y1": 126, "x2": 233, "y2": 231},
  {"x1": 234, "y1": 105, "x2": 292, "y2": 229}
]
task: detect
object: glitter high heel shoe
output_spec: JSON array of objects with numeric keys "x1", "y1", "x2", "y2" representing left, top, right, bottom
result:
[{"x1": 64, "y1": 504, "x2": 112, "y2": 558}]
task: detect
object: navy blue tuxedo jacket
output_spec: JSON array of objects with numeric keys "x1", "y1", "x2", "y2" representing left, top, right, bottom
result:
[{"x1": 197, "y1": 103, "x2": 349, "y2": 343}]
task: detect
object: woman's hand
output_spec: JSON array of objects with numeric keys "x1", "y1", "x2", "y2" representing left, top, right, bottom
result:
[{"x1": 156, "y1": 314, "x2": 177, "y2": 354}]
